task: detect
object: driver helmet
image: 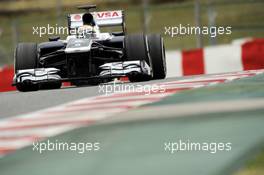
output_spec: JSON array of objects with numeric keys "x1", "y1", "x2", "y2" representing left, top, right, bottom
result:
[{"x1": 78, "y1": 13, "x2": 99, "y2": 38}]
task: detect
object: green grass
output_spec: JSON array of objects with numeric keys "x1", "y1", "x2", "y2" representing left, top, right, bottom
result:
[
  {"x1": 234, "y1": 148, "x2": 264, "y2": 175},
  {"x1": 0, "y1": 1, "x2": 264, "y2": 64}
]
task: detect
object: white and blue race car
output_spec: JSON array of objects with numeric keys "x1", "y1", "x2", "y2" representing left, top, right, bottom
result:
[{"x1": 13, "y1": 5, "x2": 166, "y2": 92}]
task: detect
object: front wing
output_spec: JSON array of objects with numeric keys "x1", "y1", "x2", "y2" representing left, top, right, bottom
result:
[{"x1": 13, "y1": 60, "x2": 151, "y2": 85}]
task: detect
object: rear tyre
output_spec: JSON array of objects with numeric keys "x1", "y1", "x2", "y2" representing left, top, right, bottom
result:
[
  {"x1": 147, "y1": 34, "x2": 166, "y2": 79},
  {"x1": 125, "y1": 33, "x2": 152, "y2": 82},
  {"x1": 15, "y1": 43, "x2": 39, "y2": 92}
]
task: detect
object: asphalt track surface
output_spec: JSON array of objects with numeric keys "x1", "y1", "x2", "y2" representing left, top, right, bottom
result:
[
  {"x1": 0, "y1": 77, "x2": 179, "y2": 119},
  {"x1": 1, "y1": 71, "x2": 264, "y2": 175}
]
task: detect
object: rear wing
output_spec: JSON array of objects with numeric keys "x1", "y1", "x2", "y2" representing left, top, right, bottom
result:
[{"x1": 68, "y1": 10, "x2": 126, "y2": 34}]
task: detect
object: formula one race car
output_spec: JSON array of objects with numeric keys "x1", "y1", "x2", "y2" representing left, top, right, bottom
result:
[{"x1": 13, "y1": 5, "x2": 166, "y2": 92}]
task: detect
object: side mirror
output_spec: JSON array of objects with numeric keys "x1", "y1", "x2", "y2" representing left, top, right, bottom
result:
[{"x1": 49, "y1": 36, "x2": 60, "y2": 42}]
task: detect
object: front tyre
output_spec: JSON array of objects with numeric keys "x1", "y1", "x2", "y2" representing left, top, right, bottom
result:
[
  {"x1": 15, "y1": 43, "x2": 39, "y2": 92},
  {"x1": 147, "y1": 34, "x2": 166, "y2": 79},
  {"x1": 125, "y1": 33, "x2": 153, "y2": 82}
]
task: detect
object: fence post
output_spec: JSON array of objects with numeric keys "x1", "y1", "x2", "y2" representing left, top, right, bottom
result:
[
  {"x1": 56, "y1": 0, "x2": 63, "y2": 27},
  {"x1": 208, "y1": 0, "x2": 217, "y2": 45},
  {"x1": 11, "y1": 18, "x2": 19, "y2": 52},
  {"x1": 194, "y1": 0, "x2": 203, "y2": 48},
  {"x1": 142, "y1": 0, "x2": 150, "y2": 34}
]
